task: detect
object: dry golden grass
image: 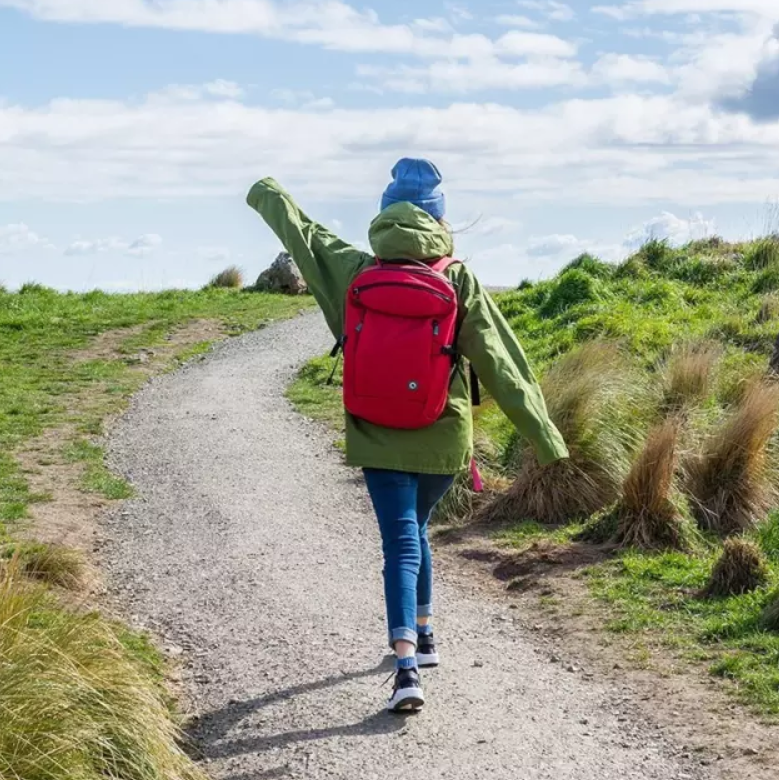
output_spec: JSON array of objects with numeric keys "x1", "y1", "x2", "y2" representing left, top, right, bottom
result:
[
  {"x1": 700, "y1": 537, "x2": 770, "y2": 598},
  {"x1": 208, "y1": 265, "x2": 244, "y2": 289},
  {"x1": 0, "y1": 559, "x2": 205, "y2": 780},
  {"x1": 686, "y1": 380, "x2": 779, "y2": 536},
  {"x1": 482, "y1": 457, "x2": 618, "y2": 526},
  {"x1": 659, "y1": 342, "x2": 720, "y2": 413},
  {"x1": 613, "y1": 419, "x2": 693, "y2": 551},
  {"x1": 434, "y1": 469, "x2": 510, "y2": 525},
  {"x1": 7, "y1": 542, "x2": 87, "y2": 590},
  {"x1": 480, "y1": 342, "x2": 643, "y2": 525}
]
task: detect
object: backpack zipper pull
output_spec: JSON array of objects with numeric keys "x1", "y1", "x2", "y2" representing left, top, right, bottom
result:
[{"x1": 432, "y1": 320, "x2": 440, "y2": 336}]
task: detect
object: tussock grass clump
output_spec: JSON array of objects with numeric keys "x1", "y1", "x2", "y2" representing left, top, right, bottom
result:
[
  {"x1": 639, "y1": 238, "x2": 675, "y2": 271},
  {"x1": 761, "y1": 590, "x2": 779, "y2": 631},
  {"x1": 18, "y1": 281, "x2": 57, "y2": 295},
  {"x1": 208, "y1": 265, "x2": 244, "y2": 289},
  {"x1": 539, "y1": 269, "x2": 604, "y2": 318},
  {"x1": 2, "y1": 542, "x2": 87, "y2": 590},
  {"x1": 756, "y1": 294, "x2": 779, "y2": 324},
  {"x1": 752, "y1": 265, "x2": 779, "y2": 294},
  {"x1": 481, "y1": 342, "x2": 642, "y2": 525},
  {"x1": 659, "y1": 342, "x2": 720, "y2": 413},
  {"x1": 700, "y1": 537, "x2": 770, "y2": 598},
  {"x1": 686, "y1": 380, "x2": 779, "y2": 536},
  {"x1": 745, "y1": 238, "x2": 779, "y2": 271},
  {"x1": 613, "y1": 419, "x2": 694, "y2": 551},
  {"x1": 0, "y1": 562, "x2": 205, "y2": 780},
  {"x1": 562, "y1": 253, "x2": 614, "y2": 279}
]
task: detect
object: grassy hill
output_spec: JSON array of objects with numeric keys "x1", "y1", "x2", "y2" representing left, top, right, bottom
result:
[{"x1": 289, "y1": 235, "x2": 779, "y2": 715}]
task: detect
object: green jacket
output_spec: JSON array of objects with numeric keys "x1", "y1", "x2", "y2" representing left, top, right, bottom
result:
[{"x1": 247, "y1": 177, "x2": 568, "y2": 474}]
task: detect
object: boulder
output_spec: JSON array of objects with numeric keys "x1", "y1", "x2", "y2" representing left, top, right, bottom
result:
[{"x1": 255, "y1": 253, "x2": 307, "y2": 295}]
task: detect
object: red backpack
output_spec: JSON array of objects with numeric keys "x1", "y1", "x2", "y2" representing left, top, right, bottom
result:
[{"x1": 334, "y1": 257, "x2": 460, "y2": 430}]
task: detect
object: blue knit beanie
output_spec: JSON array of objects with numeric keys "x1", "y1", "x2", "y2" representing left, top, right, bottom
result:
[{"x1": 381, "y1": 158, "x2": 446, "y2": 220}]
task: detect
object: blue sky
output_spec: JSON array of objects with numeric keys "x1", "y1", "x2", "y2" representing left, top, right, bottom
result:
[{"x1": 1, "y1": 0, "x2": 778, "y2": 290}]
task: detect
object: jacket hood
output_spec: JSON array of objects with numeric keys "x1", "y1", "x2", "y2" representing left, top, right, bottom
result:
[{"x1": 369, "y1": 202, "x2": 454, "y2": 261}]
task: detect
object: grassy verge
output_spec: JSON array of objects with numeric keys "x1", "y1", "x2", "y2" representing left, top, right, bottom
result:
[
  {"x1": 585, "y1": 538, "x2": 779, "y2": 712},
  {"x1": 287, "y1": 237, "x2": 779, "y2": 716},
  {"x1": 0, "y1": 284, "x2": 311, "y2": 778},
  {"x1": 1, "y1": 286, "x2": 310, "y2": 523}
]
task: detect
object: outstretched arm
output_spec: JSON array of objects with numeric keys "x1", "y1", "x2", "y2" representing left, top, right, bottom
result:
[
  {"x1": 247, "y1": 177, "x2": 371, "y2": 336},
  {"x1": 455, "y1": 267, "x2": 569, "y2": 466}
]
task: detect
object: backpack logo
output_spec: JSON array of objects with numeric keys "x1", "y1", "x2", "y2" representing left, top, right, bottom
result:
[{"x1": 338, "y1": 257, "x2": 460, "y2": 430}]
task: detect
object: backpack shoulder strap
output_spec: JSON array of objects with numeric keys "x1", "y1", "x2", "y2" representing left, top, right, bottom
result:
[{"x1": 429, "y1": 257, "x2": 461, "y2": 274}]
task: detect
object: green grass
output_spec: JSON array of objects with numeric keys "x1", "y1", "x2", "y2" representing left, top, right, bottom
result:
[
  {"x1": 64, "y1": 440, "x2": 135, "y2": 499},
  {"x1": 0, "y1": 286, "x2": 311, "y2": 525},
  {"x1": 495, "y1": 520, "x2": 587, "y2": 548},
  {"x1": 285, "y1": 354, "x2": 344, "y2": 429},
  {"x1": 585, "y1": 538, "x2": 779, "y2": 714}
]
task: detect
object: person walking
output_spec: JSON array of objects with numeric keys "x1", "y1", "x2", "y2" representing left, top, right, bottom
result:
[{"x1": 246, "y1": 158, "x2": 568, "y2": 712}]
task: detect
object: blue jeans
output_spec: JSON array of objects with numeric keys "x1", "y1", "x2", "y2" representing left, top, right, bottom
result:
[{"x1": 363, "y1": 469, "x2": 455, "y2": 648}]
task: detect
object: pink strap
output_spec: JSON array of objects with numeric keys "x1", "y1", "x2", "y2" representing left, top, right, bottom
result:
[
  {"x1": 470, "y1": 458, "x2": 484, "y2": 493},
  {"x1": 430, "y1": 256, "x2": 459, "y2": 273}
]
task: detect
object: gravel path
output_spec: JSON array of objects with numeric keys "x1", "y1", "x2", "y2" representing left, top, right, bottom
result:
[{"x1": 105, "y1": 312, "x2": 710, "y2": 780}]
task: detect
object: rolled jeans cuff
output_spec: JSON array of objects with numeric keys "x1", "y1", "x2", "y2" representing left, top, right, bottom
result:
[
  {"x1": 417, "y1": 604, "x2": 433, "y2": 619},
  {"x1": 389, "y1": 627, "x2": 418, "y2": 648}
]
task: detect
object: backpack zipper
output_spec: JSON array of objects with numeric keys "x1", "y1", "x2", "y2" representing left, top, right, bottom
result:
[{"x1": 352, "y1": 281, "x2": 452, "y2": 303}]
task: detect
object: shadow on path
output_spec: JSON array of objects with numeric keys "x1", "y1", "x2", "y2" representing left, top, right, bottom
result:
[{"x1": 193, "y1": 657, "x2": 405, "y2": 766}]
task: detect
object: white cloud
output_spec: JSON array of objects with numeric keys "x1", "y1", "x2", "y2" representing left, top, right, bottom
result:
[
  {"x1": 591, "y1": 53, "x2": 670, "y2": 85},
  {"x1": 525, "y1": 233, "x2": 625, "y2": 263},
  {"x1": 527, "y1": 233, "x2": 586, "y2": 257},
  {"x1": 64, "y1": 237, "x2": 125, "y2": 256},
  {"x1": 203, "y1": 79, "x2": 245, "y2": 99},
  {"x1": 445, "y1": 3, "x2": 474, "y2": 24},
  {"x1": 494, "y1": 15, "x2": 539, "y2": 29},
  {"x1": 517, "y1": 1, "x2": 576, "y2": 22},
  {"x1": 362, "y1": 57, "x2": 586, "y2": 93},
  {"x1": 623, "y1": 211, "x2": 716, "y2": 248},
  {"x1": 3, "y1": 88, "x2": 779, "y2": 210},
  {"x1": 496, "y1": 31, "x2": 578, "y2": 58},
  {"x1": 64, "y1": 234, "x2": 163, "y2": 257},
  {"x1": 270, "y1": 89, "x2": 334, "y2": 109},
  {"x1": 412, "y1": 17, "x2": 452, "y2": 33},
  {"x1": 0, "y1": 0, "x2": 567, "y2": 59},
  {"x1": 150, "y1": 80, "x2": 246, "y2": 103},
  {"x1": 593, "y1": 1, "x2": 778, "y2": 19},
  {"x1": 0, "y1": 223, "x2": 54, "y2": 254},
  {"x1": 673, "y1": 22, "x2": 779, "y2": 101}
]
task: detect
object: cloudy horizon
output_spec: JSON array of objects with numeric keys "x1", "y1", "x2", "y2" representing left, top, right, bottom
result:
[{"x1": 1, "y1": 0, "x2": 778, "y2": 291}]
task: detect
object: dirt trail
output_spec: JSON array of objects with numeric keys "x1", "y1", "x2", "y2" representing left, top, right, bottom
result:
[{"x1": 105, "y1": 313, "x2": 711, "y2": 780}]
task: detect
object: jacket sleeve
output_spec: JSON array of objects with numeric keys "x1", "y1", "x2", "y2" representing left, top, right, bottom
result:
[
  {"x1": 246, "y1": 177, "x2": 371, "y2": 337},
  {"x1": 455, "y1": 266, "x2": 569, "y2": 466}
]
